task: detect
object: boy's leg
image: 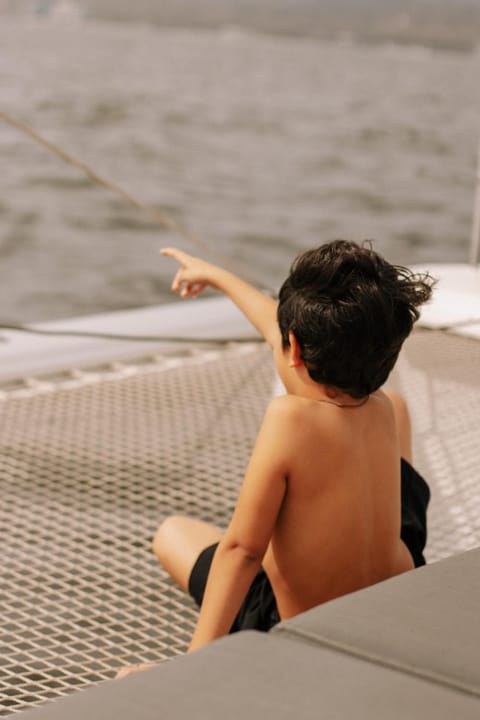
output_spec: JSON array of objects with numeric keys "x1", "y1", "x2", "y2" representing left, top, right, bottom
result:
[
  {"x1": 152, "y1": 515, "x2": 223, "y2": 592},
  {"x1": 384, "y1": 390, "x2": 413, "y2": 464}
]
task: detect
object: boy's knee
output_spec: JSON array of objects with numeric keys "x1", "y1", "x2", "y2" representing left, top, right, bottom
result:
[{"x1": 152, "y1": 515, "x2": 184, "y2": 559}]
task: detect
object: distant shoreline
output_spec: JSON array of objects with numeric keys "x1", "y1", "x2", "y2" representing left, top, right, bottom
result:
[
  {"x1": 2, "y1": 6, "x2": 479, "y2": 53},
  {"x1": 146, "y1": 22, "x2": 480, "y2": 54},
  {"x1": 88, "y1": 3, "x2": 480, "y2": 54}
]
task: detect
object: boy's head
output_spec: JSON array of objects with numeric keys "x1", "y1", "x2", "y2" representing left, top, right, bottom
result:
[{"x1": 277, "y1": 240, "x2": 434, "y2": 398}]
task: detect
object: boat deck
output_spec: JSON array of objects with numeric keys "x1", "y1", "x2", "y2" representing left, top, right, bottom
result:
[{"x1": 1, "y1": 288, "x2": 480, "y2": 715}]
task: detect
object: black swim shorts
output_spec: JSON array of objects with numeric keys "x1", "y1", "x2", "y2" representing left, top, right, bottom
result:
[
  {"x1": 400, "y1": 458, "x2": 430, "y2": 567},
  {"x1": 188, "y1": 543, "x2": 280, "y2": 633}
]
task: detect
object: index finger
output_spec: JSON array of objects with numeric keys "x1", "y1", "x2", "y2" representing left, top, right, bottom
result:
[{"x1": 160, "y1": 247, "x2": 188, "y2": 264}]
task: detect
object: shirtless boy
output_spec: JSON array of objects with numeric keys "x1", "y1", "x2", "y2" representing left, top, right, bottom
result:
[{"x1": 119, "y1": 239, "x2": 432, "y2": 673}]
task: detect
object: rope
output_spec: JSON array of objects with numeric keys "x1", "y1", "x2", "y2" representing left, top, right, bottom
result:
[
  {"x1": 0, "y1": 111, "x2": 273, "y2": 291},
  {"x1": 0, "y1": 322, "x2": 262, "y2": 344}
]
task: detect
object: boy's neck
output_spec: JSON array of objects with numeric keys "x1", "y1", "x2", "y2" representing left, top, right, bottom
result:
[
  {"x1": 287, "y1": 375, "x2": 368, "y2": 407},
  {"x1": 315, "y1": 394, "x2": 370, "y2": 408}
]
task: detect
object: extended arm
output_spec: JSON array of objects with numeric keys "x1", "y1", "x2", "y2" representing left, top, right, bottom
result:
[
  {"x1": 161, "y1": 248, "x2": 279, "y2": 347},
  {"x1": 188, "y1": 398, "x2": 290, "y2": 651}
]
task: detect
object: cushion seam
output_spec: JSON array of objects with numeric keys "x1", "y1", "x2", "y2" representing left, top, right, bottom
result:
[{"x1": 273, "y1": 626, "x2": 480, "y2": 699}]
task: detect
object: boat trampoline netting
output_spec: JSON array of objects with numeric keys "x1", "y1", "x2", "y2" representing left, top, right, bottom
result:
[{"x1": 1, "y1": 332, "x2": 479, "y2": 716}]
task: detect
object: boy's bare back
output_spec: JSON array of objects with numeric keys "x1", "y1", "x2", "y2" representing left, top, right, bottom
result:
[{"x1": 259, "y1": 390, "x2": 414, "y2": 621}]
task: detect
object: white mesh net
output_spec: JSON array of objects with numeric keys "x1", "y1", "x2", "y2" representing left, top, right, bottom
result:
[
  {"x1": 1, "y1": 332, "x2": 479, "y2": 716},
  {"x1": 0, "y1": 344, "x2": 274, "y2": 715}
]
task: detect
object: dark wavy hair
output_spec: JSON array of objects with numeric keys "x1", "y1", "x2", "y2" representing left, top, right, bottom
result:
[{"x1": 277, "y1": 240, "x2": 434, "y2": 398}]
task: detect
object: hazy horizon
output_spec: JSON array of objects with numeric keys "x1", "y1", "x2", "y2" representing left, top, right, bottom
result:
[{"x1": 2, "y1": 0, "x2": 480, "y2": 51}]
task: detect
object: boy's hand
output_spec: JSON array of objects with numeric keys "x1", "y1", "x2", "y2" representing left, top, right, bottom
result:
[
  {"x1": 161, "y1": 246, "x2": 278, "y2": 348},
  {"x1": 161, "y1": 247, "x2": 219, "y2": 298}
]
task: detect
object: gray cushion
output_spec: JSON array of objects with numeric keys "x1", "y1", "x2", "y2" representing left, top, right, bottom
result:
[
  {"x1": 14, "y1": 630, "x2": 480, "y2": 720},
  {"x1": 274, "y1": 546, "x2": 480, "y2": 696}
]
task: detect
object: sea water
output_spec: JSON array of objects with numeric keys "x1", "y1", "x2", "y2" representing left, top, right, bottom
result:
[{"x1": 1, "y1": 17, "x2": 479, "y2": 322}]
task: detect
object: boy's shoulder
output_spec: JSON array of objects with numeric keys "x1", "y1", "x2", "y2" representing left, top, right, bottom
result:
[
  {"x1": 265, "y1": 393, "x2": 308, "y2": 417},
  {"x1": 259, "y1": 394, "x2": 348, "y2": 475},
  {"x1": 264, "y1": 391, "x2": 394, "y2": 442},
  {"x1": 263, "y1": 394, "x2": 326, "y2": 435}
]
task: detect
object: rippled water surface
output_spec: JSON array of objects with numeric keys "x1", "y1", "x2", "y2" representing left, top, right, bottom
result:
[{"x1": 1, "y1": 19, "x2": 479, "y2": 322}]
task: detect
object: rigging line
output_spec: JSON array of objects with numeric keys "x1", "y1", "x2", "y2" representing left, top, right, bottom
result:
[
  {"x1": 0, "y1": 322, "x2": 263, "y2": 344},
  {"x1": 0, "y1": 111, "x2": 275, "y2": 292},
  {"x1": 424, "y1": 319, "x2": 480, "y2": 332}
]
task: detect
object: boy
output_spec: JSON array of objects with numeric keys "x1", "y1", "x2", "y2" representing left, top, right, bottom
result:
[{"x1": 120, "y1": 239, "x2": 432, "y2": 672}]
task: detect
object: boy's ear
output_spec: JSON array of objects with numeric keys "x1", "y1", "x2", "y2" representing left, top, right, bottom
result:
[{"x1": 288, "y1": 331, "x2": 303, "y2": 368}]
